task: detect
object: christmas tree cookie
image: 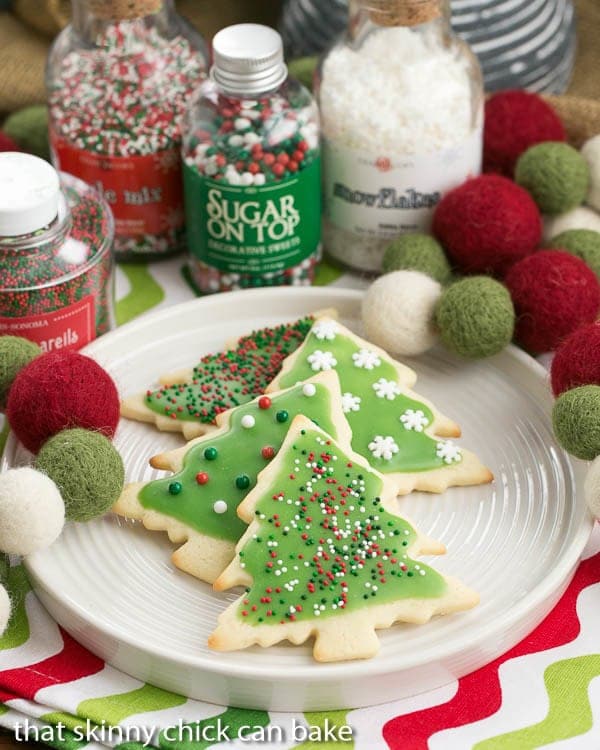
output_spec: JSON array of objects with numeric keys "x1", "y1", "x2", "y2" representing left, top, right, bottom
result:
[
  {"x1": 114, "y1": 372, "x2": 351, "y2": 584},
  {"x1": 121, "y1": 314, "x2": 321, "y2": 440},
  {"x1": 210, "y1": 416, "x2": 479, "y2": 662},
  {"x1": 268, "y1": 317, "x2": 493, "y2": 495}
]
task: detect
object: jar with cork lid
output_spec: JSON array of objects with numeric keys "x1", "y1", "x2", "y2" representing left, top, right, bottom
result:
[
  {"x1": 46, "y1": 0, "x2": 208, "y2": 260},
  {"x1": 316, "y1": 0, "x2": 483, "y2": 273}
]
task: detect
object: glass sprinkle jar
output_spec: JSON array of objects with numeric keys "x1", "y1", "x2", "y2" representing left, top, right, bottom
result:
[
  {"x1": 316, "y1": 0, "x2": 483, "y2": 273},
  {"x1": 182, "y1": 24, "x2": 322, "y2": 293},
  {"x1": 46, "y1": 0, "x2": 208, "y2": 261},
  {"x1": 0, "y1": 153, "x2": 115, "y2": 353}
]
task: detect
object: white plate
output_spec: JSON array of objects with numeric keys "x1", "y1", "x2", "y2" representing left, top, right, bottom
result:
[{"x1": 4, "y1": 287, "x2": 592, "y2": 711}]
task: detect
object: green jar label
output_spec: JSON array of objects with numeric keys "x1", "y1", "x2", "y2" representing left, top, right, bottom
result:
[{"x1": 184, "y1": 158, "x2": 321, "y2": 275}]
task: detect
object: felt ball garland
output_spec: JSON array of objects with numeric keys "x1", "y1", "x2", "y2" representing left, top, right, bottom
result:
[
  {"x1": 0, "y1": 339, "x2": 126, "y2": 566},
  {"x1": 483, "y1": 90, "x2": 566, "y2": 177}
]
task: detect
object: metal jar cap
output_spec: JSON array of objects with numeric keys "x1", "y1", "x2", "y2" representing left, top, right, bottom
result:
[
  {"x1": 0, "y1": 153, "x2": 60, "y2": 237},
  {"x1": 211, "y1": 24, "x2": 288, "y2": 96}
]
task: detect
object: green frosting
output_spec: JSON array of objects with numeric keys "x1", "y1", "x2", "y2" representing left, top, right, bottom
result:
[
  {"x1": 139, "y1": 381, "x2": 340, "y2": 542},
  {"x1": 145, "y1": 317, "x2": 313, "y2": 426},
  {"x1": 238, "y1": 427, "x2": 447, "y2": 626},
  {"x1": 277, "y1": 321, "x2": 461, "y2": 473}
]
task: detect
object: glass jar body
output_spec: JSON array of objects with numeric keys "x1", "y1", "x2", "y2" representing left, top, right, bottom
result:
[
  {"x1": 181, "y1": 77, "x2": 322, "y2": 294},
  {"x1": 316, "y1": 0, "x2": 484, "y2": 273},
  {"x1": 0, "y1": 173, "x2": 115, "y2": 352},
  {"x1": 46, "y1": 0, "x2": 208, "y2": 261}
]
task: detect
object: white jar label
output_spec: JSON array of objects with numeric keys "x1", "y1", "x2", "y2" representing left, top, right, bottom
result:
[{"x1": 322, "y1": 125, "x2": 483, "y2": 239}]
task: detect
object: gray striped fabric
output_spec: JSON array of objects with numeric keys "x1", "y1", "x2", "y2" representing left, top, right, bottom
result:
[{"x1": 280, "y1": 0, "x2": 576, "y2": 94}]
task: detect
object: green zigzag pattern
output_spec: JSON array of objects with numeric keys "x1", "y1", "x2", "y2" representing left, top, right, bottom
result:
[
  {"x1": 116, "y1": 264, "x2": 165, "y2": 326},
  {"x1": 0, "y1": 565, "x2": 31, "y2": 651},
  {"x1": 476, "y1": 654, "x2": 600, "y2": 749},
  {"x1": 297, "y1": 711, "x2": 354, "y2": 749}
]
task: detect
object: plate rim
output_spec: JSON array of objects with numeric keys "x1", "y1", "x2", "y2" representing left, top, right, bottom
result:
[{"x1": 19, "y1": 286, "x2": 594, "y2": 681}]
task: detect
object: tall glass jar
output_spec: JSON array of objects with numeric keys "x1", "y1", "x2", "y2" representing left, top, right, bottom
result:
[
  {"x1": 181, "y1": 24, "x2": 321, "y2": 294},
  {"x1": 316, "y1": 0, "x2": 483, "y2": 272},
  {"x1": 46, "y1": 0, "x2": 207, "y2": 261}
]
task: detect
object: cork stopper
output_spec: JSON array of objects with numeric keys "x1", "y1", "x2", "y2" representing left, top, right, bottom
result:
[
  {"x1": 364, "y1": 0, "x2": 442, "y2": 26},
  {"x1": 85, "y1": 0, "x2": 163, "y2": 20}
]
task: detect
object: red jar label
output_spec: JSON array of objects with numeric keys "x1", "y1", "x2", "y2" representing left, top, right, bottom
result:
[
  {"x1": 50, "y1": 129, "x2": 184, "y2": 238},
  {"x1": 0, "y1": 297, "x2": 96, "y2": 353}
]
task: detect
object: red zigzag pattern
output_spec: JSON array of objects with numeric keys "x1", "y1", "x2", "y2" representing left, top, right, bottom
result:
[
  {"x1": 0, "y1": 628, "x2": 104, "y2": 701},
  {"x1": 383, "y1": 552, "x2": 600, "y2": 750}
]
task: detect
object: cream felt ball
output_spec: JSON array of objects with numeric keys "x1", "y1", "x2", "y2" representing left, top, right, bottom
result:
[
  {"x1": 362, "y1": 270, "x2": 441, "y2": 356},
  {"x1": 0, "y1": 583, "x2": 10, "y2": 636},
  {"x1": 581, "y1": 135, "x2": 600, "y2": 212},
  {"x1": 584, "y1": 456, "x2": 600, "y2": 519},
  {"x1": 0, "y1": 468, "x2": 65, "y2": 555},
  {"x1": 544, "y1": 206, "x2": 600, "y2": 242}
]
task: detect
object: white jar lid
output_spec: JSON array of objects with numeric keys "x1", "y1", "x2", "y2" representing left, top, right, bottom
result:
[
  {"x1": 212, "y1": 24, "x2": 287, "y2": 95},
  {"x1": 0, "y1": 152, "x2": 60, "y2": 237}
]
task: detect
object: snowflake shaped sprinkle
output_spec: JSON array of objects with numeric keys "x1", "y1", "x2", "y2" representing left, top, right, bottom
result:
[
  {"x1": 352, "y1": 348, "x2": 381, "y2": 370},
  {"x1": 341, "y1": 392, "x2": 361, "y2": 413},
  {"x1": 368, "y1": 435, "x2": 399, "y2": 461},
  {"x1": 312, "y1": 320, "x2": 338, "y2": 341},
  {"x1": 400, "y1": 409, "x2": 430, "y2": 432},
  {"x1": 372, "y1": 378, "x2": 401, "y2": 400},
  {"x1": 436, "y1": 440, "x2": 462, "y2": 464},
  {"x1": 307, "y1": 350, "x2": 338, "y2": 372}
]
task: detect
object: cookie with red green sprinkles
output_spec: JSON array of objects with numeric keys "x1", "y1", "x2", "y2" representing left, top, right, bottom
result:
[
  {"x1": 209, "y1": 416, "x2": 479, "y2": 662},
  {"x1": 121, "y1": 314, "x2": 318, "y2": 440}
]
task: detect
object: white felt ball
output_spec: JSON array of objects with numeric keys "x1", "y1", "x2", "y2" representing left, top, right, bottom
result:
[
  {"x1": 0, "y1": 468, "x2": 65, "y2": 556},
  {"x1": 582, "y1": 135, "x2": 600, "y2": 212},
  {"x1": 0, "y1": 583, "x2": 10, "y2": 636},
  {"x1": 544, "y1": 206, "x2": 600, "y2": 243},
  {"x1": 585, "y1": 456, "x2": 600, "y2": 519},
  {"x1": 362, "y1": 270, "x2": 442, "y2": 356}
]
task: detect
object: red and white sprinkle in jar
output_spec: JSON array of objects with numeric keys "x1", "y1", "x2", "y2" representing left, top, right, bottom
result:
[{"x1": 46, "y1": 0, "x2": 207, "y2": 261}]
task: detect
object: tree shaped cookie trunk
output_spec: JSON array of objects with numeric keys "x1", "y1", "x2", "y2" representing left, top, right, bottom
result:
[
  {"x1": 210, "y1": 416, "x2": 479, "y2": 662},
  {"x1": 113, "y1": 371, "x2": 351, "y2": 584},
  {"x1": 268, "y1": 317, "x2": 493, "y2": 495},
  {"x1": 120, "y1": 313, "x2": 323, "y2": 440}
]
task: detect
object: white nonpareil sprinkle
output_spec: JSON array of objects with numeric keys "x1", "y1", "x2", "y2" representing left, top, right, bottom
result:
[{"x1": 320, "y1": 27, "x2": 473, "y2": 154}]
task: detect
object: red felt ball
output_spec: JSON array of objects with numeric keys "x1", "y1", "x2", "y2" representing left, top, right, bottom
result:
[
  {"x1": 505, "y1": 250, "x2": 600, "y2": 354},
  {"x1": 0, "y1": 132, "x2": 20, "y2": 152},
  {"x1": 432, "y1": 175, "x2": 542, "y2": 276},
  {"x1": 6, "y1": 350, "x2": 119, "y2": 454},
  {"x1": 484, "y1": 90, "x2": 566, "y2": 177},
  {"x1": 551, "y1": 322, "x2": 600, "y2": 396}
]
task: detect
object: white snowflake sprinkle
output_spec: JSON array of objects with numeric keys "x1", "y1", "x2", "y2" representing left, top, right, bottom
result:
[
  {"x1": 436, "y1": 440, "x2": 462, "y2": 464},
  {"x1": 368, "y1": 435, "x2": 399, "y2": 461},
  {"x1": 312, "y1": 320, "x2": 338, "y2": 341},
  {"x1": 352, "y1": 348, "x2": 381, "y2": 370},
  {"x1": 400, "y1": 409, "x2": 430, "y2": 432},
  {"x1": 307, "y1": 350, "x2": 337, "y2": 372},
  {"x1": 372, "y1": 378, "x2": 401, "y2": 400},
  {"x1": 341, "y1": 392, "x2": 361, "y2": 413}
]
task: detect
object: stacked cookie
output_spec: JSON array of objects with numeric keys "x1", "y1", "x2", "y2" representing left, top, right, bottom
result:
[{"x1": 118, "y1": 313, "x2": 492, "y2": 662}]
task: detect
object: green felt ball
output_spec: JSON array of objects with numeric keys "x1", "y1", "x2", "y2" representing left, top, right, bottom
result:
[
  {"x1": 553, "y1": 385, "x2": 600, "y2": 460},
  {"x1": 382, "y1": 234, "x2": 452, "y2": 284},
  {"x1": 515, "y1": 142, "x2": 589, "y2": 215},
  {"x1": 287, "y1": 56, "x2": 318, "y2": 91},
  {"x1": 550, "y1": 229, "x2": 600, "y2": 279},
  {"x1": 3, "y1": 106, "x2": 50, "y2": 161},
  {"x1": 0, "y1": 336, "x2": 41, "y2": 409},
  {"x1": 435, "y1": 276, "x2": 515, "y2": 359},
  {"x1": 35, "y1": 428, "x2": 125, "y2": 522}
]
